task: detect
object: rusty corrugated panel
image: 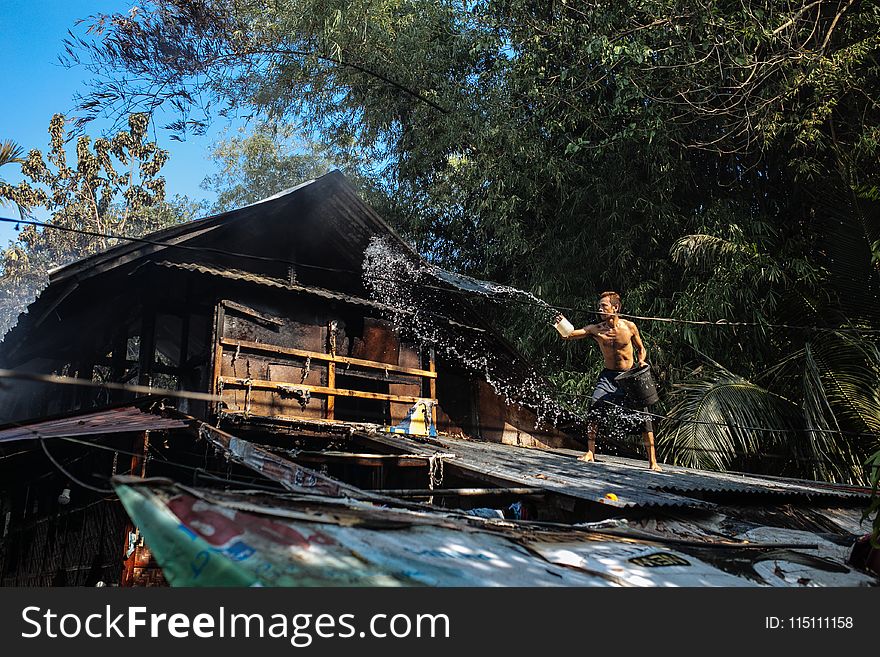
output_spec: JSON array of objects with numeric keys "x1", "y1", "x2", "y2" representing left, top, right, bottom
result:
[
  {"x1": 0, "y1": 406, "x2": 188, "y2": 443},
  {"x1": 196, "y1": 422, "x2": 360, "y2": 498},
  {"x1": 653, "y1": 470, "x2": 871, "y2": 501},
  {"x1": 153, "y1": 260, "x2": 397, "y2": 311}
]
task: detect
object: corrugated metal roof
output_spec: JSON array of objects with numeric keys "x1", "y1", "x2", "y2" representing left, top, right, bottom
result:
[
  {"x1": 153, "y1": 260, "x2": 395, "y2": 311},
  {"x1": 653, "y1": 468, "x2": 871, "y2": 500},
  {"x1": 355, "y1": 433, "x2": 869, "y2": 509},
  {"x1": 357, "y1": 433, "x2": 711, "y2": 509},
  {"x1": 46, "y1": 179, "x2": 320, "y2": 286},
  {"x1": 0, "y1": 405, "x2": 189, "y2": 443}
]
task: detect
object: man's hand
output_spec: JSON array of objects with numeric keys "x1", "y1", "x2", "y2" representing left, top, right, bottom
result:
[{"x1": 638, "y1": 360, "x2": 648, "y2": 368}]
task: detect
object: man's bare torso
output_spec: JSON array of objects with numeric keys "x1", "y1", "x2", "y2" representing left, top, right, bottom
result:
[{"x1": 588, "y1": 319, "x2": 638, "y2": 370}]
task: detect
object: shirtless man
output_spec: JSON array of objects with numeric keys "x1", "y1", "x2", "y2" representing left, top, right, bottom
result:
[{"x1": 555, "y1": 291, "x2": 661, "y2": 471}]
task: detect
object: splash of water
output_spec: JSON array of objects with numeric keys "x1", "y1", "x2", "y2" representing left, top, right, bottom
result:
[
  {"x1": 362, "y1": 237, "x2": 576, "y2": 430},
  {"x1": 587, "y1": 402, "x2": 654, "y2": 450},
  {"x1": 430, "y1": 269, "x2": 558, "y2": 324}
]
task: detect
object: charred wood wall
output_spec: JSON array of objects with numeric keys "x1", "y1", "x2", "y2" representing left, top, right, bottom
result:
[{"x1": 213, "y1": 291, "x2": 429, "y2": 427}]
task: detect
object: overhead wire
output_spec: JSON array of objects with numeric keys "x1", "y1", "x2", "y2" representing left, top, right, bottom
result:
[
  {"x1": 2, "y1": 214, "x2": 878, "y2": 334},
  {"x1": 0, "y1": 411, "x2": 120, "y2": 494},
  {"x1": 55, "y1": 435, "x2": 307, "y2": 492},
  {"x1": 39, "y1": 436, "x2": 115, "y2": 494},
  {"x1": 552, "y1": 390, "x2": 880, "y2": 439},
  {"x1": 0, "y1": 215, "x2": 346, "y2": 274},
  {"x1": 50, "y1": 413, "x2": 880, "y2": 477},
  {"x1": 3, "y1": 422, "x2": 292, "y2": 495},
  {"x1": 0, "y1": 368, "x2": 222, "y2": 403},
  {"x1": 2, "y1": 364, "x2": 874, "y2": 441},
  {"x1": 0, "y1": 355, "x2": 876, "y2": 458}
]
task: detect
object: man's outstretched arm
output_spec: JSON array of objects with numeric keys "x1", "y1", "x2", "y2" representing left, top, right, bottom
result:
[
  {"x1": 554, "y1": 313, "x2": 597, "y2": 340},
  {"x1": 563, "y1": 324, "x2": 597, "y2": 340}
]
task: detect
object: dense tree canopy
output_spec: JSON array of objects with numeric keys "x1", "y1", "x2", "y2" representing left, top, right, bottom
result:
[
  {"x1": 201, "y1": 121, "x2": 333, "y2": 212},
  {"x1": 63, "y1": 0, "x2": 880, "y2": 483}
]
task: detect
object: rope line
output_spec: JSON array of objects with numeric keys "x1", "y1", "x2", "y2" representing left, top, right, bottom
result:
[{"x1": 2, "y1": 215, "x2": 877, "y2": 334}]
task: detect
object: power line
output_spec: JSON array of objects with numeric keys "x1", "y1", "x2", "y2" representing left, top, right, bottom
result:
[
  {"x1": 414, "y1": 280, "x2": 880, "y2": 334},
  {"x1": 0, "y1": 368, "x2": 222, "y2": 403},
  {"x1": 555, "y1": 394, "x2": 880, "y2": 439},
  {"x1": 0, "y1": 216, "x2": 350, "y2": 275},
  {"x1": 5, "y1": 421, "x2": 292, "y2": 494},
  {"x1": 55, "y1": 435, "x2": 286, "y2": 489},
  {"x1": 3, "y1": 215, "x2": 878, "y2": 335},
  {"x1": 0, "y1": 360, "x2": 876, "y2": 449},
  {"x1": 52, "y1": 414, "x2": 877, "y2": 478},
  {"x1": 0, "y1": 385, "x2": 869, "y2": 479},
  {"x1": 39, "y1": 436, "x2": 115, "y2": 494}
]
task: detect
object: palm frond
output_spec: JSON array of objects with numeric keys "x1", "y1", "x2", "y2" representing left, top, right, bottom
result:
[
  {"x1": 809, "y1": 332, "x2": 880, "y2": 433},
  {"x1": 800, "y1": 341, "x2": 863, "y2": 482},
  {"x1": 0, "y1": 140, "x2": 24, "y2": 169},
  {"x1": 660, "y1": 364, "x2": 802, "y2": 472}
]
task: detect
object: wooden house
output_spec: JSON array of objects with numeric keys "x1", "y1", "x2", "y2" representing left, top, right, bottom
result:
[{"x1": 0, "y1": 172, "x2": 874, "y2": 587}]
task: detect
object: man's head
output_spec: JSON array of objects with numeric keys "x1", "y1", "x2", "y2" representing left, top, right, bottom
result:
[{"x1": 597, "y1": 291, "x2": 621, "y2": 320}]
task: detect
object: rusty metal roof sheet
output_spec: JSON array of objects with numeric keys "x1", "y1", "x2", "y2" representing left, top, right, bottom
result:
[
  {"x1": 0, "y1": 405, "x2": 189, "y2": 443},
  {"x1": 153, "y1": 261, "x2": 489, "y2": 336},
  {"x1": 152, "y1": 260, "x2": 395, "y2": 311},
  {"x1": 355, "y1": 433, "x2": 869, "y2": 509},
  {"x1": 115, "y1": 476, "x2": 880, "y2": 587}
]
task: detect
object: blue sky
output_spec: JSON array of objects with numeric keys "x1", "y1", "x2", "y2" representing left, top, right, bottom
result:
[{"x1": 0, "y1": 0, "x2": 231, "y2": 245}]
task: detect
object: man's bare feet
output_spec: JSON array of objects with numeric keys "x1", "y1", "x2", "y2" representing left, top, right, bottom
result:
[
  {"x1": 577, "y1": 451, "x2": 595, "y2": 463},
  {"x1": 648, "y1": 463, "x2": 663, "y2": 472}
]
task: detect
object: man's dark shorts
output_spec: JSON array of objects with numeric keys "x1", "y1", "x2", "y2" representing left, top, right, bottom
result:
[{"x1": 590, "y1": 368, "x2": 653, "y2": 432}]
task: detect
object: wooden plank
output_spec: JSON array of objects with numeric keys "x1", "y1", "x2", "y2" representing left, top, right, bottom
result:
[
  {"x1": 377, "y1": 487, "x2": 545, "y2": 497},
  {"x1": 292, "y1": 452, "x2": 431, "y2": 468},
  {"x1": 429, "y1": 347, "x2": 437, "y2": 427},
  {"x1": 220, "y1": 338, "x2": 437, "y2": 378},
  {"x1": 210, "y1": 303, "x2": 226, "y2": 417},
  {"x1": 220, "y1": 411, "x2": 376, "y2": 427},
  {"x1": 327, "y1": 361, "x2": 336, "y2": 420},
  {"x1": 219, "y1": 376, "x2": 436, "y2": 405},
  {"x1": 221, "y1": 300, "x2": 284, "y2": 327}
]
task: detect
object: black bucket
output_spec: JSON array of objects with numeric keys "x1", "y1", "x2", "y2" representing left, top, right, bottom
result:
[{"x1": 615, "y1": 365, "x2": 660, "y2": 406}]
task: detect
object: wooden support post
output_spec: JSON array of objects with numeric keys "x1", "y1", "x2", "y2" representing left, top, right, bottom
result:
[
  {"x1": 327, "y1": 362, "x2": 336, "y2": 420},
  {"x1": 138, "y1": 308, "x2": 156, "y2": 388},
  {"x1": 429, "y1": 347, "x2": 437, "y2": 427},
  {"x1": 209, "y1": 303, "x2": 225, "y2": 417},
  {"x1": 121, "y1": 430, "x2": 150, "y2": 587},
  {"x1": 129, "y1": 431, "x2": 150, "y2": 478}
]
